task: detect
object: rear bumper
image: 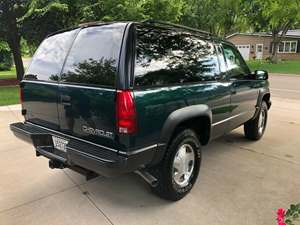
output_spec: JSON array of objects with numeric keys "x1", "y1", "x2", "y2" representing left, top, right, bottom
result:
[{"x1": 10, "y1": 122, "x2": 156, "y2": 177}]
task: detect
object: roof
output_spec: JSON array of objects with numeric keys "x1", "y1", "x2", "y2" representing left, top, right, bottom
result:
[
  {"x1": 47, "y1": 20, "x2": 231, "y2": 45},
  {"x1": 227, "y1": 29, "x2": 300, "y2": 39},
  {"x1": 141, "y1": 20, "x2": 231, "y2": 44}
]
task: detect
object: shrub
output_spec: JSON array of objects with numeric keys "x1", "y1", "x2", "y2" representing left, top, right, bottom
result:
[{"x1": 0, "y1": 41, "x2": 13, "y2": 71}]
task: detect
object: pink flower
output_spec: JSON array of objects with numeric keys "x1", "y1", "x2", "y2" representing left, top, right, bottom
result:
[
  {"x1": 278, "y1": 222, "x2": 286, "y2": 225},
  {"x1": 277, "y1": 208, "x2": 286, "y2": 225},
  {"x1": 277, "y1": 208, "x2": 286, "y2": 218}
]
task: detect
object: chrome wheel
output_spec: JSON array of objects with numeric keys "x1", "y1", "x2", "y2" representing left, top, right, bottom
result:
[
  {"x1": 172, "y1": 144, "x2": 195, "y2": 188},
  {"x1": 258, "y1": 109, "x2": 266, "y2": 134}
]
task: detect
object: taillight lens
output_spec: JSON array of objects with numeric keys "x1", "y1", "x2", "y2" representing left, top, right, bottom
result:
[
  {"x1": 116, "y1": 90, "x2": 137, "y2": 134},
  {"x1": 20, "y1": 87, "x2": 24, "y2": 103}
]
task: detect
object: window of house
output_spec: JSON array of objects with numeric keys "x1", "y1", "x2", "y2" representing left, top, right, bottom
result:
[
  {"x1": 278, "y1": 42, "x2": 284, "y2": 52},
  {"x1": 291, "y1": 42, "x2": 297, "y2": 52},
  {"x1": 278, "y1": 41, "x2": 298, "y2": 53}
]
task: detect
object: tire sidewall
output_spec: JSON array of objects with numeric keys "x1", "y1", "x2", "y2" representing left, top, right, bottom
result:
[
  {"x1": 167, "y1": 131, "x2": 201, "y2": 195},
  {"x1": 257, "y1": 101, "x2": 268, "y2": 137}
]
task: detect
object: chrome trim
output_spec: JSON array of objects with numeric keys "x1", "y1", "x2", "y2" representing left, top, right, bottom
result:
[
  {"x1": 119, "y1": 144, "x2": 158, "y2": 156},
  {"x1": 22, "y1": 80, "x2": 115, "y2": 92},
  {"x1": 157, "y1": 143, "x2": 166, "y2": 147},
  {"x1": 60, "y1": 83, "x2": 115, "y2": 91},
  {"x1": 26, "y1": 122, "x2": 118, "y2": 153},
  {"x1": 22, "y1": 80, "x2": 58, "y2": 86},
  {"x1": 212, "y1": 112, "x2": 248, "y2": 127}
]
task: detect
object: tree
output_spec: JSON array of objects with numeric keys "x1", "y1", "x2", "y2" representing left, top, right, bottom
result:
[
  {"x1": 0, "y1": 40, "x2": 13, "y2": 70},
  {"x1": 22, "y1": 0, "x2": 71, "y2": 47},
  {"x1": 180, "y1": 0, "x2": 243, "y2": 36},
  {"x1": 0, "y1": 0, "x2": 27, "y2": 80},
  {"x1": 78, "y1": 0, "x2": 184, "y2": 23},
  {"x1": 0, "y1": 0, "x2": 80, "y2": 80},
  {"x1": 243, "y1": 0, "x2": 300, "y2": 63}
]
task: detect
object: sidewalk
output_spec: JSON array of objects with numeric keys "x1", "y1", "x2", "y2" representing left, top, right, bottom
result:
[{"x1": 0, "y1": 104, "x2": 21, "y2": 111}]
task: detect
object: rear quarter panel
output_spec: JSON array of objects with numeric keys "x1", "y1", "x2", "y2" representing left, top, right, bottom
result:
[{"x1": 132, "y1": 81, "x2": 231, "y2": 149}]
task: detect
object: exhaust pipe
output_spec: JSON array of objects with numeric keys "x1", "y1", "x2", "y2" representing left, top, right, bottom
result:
[
  {"x1": 49, "y1": 160, "x2": 65, "y2": 169},
  {"x1": 135, "y1": 170, "x2": 158, "y2": 187}
]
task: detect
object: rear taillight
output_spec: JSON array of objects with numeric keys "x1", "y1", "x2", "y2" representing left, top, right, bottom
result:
[
  {"x1": 116, "y1": 90, "x2": 137, "y2": 134},
  {"x1": 20, "y1": 87, "x2": 24, "y2": 103}
]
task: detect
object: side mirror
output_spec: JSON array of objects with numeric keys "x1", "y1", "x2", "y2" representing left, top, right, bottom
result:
[{"x1": 255, "y1": 70, "x2": 268, "y2": 80}]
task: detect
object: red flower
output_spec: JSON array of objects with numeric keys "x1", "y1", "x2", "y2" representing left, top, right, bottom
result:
[{"x1": 277, "y1": 208, "x2": 286, "y2": 225}]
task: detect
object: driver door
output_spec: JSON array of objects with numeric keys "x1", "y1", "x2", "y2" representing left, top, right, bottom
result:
[{"x1": 222, "y1": 43, "x2": 259, "y2": 131}]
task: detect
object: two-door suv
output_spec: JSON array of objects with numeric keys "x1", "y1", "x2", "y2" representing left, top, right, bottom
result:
[{"x1": 10, "y1": 21, "x2": 271, "y2": 201}]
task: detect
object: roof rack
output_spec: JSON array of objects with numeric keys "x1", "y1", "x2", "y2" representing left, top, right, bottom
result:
[{"x1": 142, "y1": 20, "x2": 212, "y2": 37}]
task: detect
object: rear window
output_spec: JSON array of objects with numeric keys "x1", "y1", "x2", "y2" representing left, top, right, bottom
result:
[
  {"x1": 60, "y1": 23, "x2": 126, "y2": 87},
  {"x1": 134, "y1": 25, "x2": 220, "y2": 87},
  {"x1": 25, "y1": 29, "x2": 79, "y2": 81}
]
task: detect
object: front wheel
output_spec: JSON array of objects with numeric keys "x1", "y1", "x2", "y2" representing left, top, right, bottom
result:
[
  {"x1": 244, "y1": 101, "x2": 268, "y2": 140},
  {"x1": 150, "y1": 129, "x2": 201, "y2": 201}
]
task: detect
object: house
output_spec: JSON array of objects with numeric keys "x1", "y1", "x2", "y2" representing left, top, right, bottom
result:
[{"x1": 226, "y1": 29, "x2": 300, "y2": 61}]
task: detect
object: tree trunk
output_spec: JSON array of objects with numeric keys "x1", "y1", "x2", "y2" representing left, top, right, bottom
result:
[
  {"x1": 271, "y1": 24, "x2": 290, "y2": 64},
  {"x1": 2, "y1": 1, "x2": 25, "y2": 81},
  {"x1": 271, "y1": 33, "x2": 279, "y2": 63},
  {"x1": 8, "y1": 37, "x2": 24, "y2": 81}
]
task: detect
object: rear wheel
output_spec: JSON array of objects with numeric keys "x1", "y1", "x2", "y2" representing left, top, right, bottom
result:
[
  {"x1": 150, "y1": 129, "x2": 201, "y2": 201},
  {"x1": 244, "y1": 101, "x2": 268, "y2": 140}
]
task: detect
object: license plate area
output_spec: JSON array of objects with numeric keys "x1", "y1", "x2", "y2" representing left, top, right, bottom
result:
[{"x1": 52, "y1": 136, "x2": 69, "y2": 152}]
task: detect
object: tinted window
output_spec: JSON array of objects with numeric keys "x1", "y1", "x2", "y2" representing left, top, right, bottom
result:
[
  {"x1": 25, "y1": 29, "x2": 79, "y2": 81},
  {"x1": 61, "y1": 23, "x2": 126, "y2": 87},
  {"x1": 223, "y1": 44, "x2": 250, "y2": 79},
  {"x1": 134, "y1": 25, "x2": 220, "y2": 87},
  {"x1": 216, "y1": 45, "x2": 227, "y2": 78}
]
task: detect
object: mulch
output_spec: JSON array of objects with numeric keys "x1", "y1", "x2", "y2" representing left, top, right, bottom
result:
[{"x1": 0, "y1": 79, "x2": 19, "y2": 86}]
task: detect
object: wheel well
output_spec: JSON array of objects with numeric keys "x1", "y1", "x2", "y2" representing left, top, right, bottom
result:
[
  {"x1": 170, "y1": 116, "x2": 211, "y2": 146},
  {"x1": 262, "y1": 93, "x2": 271, "y2": 109}
]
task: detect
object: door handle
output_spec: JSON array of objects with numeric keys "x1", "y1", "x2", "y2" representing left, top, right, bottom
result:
[{"x1": 231, "y1": 89, "x2": 237, "y2": 95}]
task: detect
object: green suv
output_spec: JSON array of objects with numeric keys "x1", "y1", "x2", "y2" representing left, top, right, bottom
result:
[{"x1": 10, "y1": 21, "x2": 271, "y2": 201}]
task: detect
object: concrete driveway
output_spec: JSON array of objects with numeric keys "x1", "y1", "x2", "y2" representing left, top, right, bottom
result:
[{"x1": 1, "y1": 75, "x2": 300, "y2": 225}]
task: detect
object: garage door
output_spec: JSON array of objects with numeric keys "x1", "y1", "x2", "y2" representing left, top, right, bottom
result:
[{"x1": 236, "y1": 45, "x2": 250, "y2": 61}]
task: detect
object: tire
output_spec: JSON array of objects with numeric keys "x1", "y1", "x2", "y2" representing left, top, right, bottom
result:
[
  {"x1": 150, "y1": 129, "x2": 201, "y2": 201},
  {"x1": 244, "y1": 101, "x2": 268, "y2": 140}
]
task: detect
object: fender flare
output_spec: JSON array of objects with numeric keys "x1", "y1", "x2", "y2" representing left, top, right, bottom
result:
[
  {"x1": 150, "y1": 105, "x2": 212, "y2": 165},
  {"x1": 253, "y1": 87, "x2": 271, "y2": 119}
]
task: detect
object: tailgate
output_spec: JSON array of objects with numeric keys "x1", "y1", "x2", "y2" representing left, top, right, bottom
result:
[{"x1": 57, "y1": 86, "x2": 117, "y2": 148}]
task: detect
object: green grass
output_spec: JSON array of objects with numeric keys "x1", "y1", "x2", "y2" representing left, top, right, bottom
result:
[
  {"x1": 0, "y1": 67, "x2": 16, "y2": 79},
  {"x1": 247, "y1": 60, "x2": 300, "y2": 75},
  {"x1": 0, "y1": 86, "x2": 19, "y2": 106}
]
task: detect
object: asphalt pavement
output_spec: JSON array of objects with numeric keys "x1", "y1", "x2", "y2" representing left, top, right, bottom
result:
[{"x1": 270, "y1": 73, "x2": 300, "y2": 100}]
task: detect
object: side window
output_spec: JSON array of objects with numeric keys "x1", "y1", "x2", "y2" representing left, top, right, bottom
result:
[
  {"x1": 134, "y1": 25, "x2": 220, "y2": 87},
  {"x1": 216, "y1": 45, "x2": 227, "y2": 78},
  {"x1": 25, "y1": 29, "x2": 79, "y2": 81},
  {"x1": 223, "y1": 44, "x2": 250, "y2": 79},
  {"x1": 61, "y1": 24, "x2": 126, "y2": 87}
]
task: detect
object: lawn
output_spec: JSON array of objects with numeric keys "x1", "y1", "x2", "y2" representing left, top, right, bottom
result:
[
  {"x1": 0, "y1": 67, "x2": 16, "y2": 79},
  {"x1": 0, "y1": 86, "x2": 19, "y2": 106},
  {"x1": 247, "y1": 60, "x2": 300, "y2": 75}
]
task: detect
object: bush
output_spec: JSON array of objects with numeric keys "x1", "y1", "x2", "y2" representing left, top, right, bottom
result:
[{"x1": 0, "y1": 41, "x2": 13, "y2": 71}]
